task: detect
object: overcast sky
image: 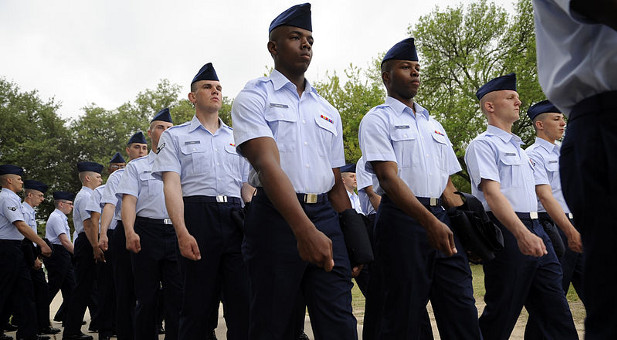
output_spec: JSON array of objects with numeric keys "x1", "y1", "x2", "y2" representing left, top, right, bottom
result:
[{"x1": 0, "y1": 0, "x2": 515, "y2": 120}]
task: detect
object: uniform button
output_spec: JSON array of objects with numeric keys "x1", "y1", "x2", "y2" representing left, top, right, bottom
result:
[
  {"x1": 192, "y1": 148, "x2": 196, "y2": 151},
  {"x1": 304, "y1": 142, "x2": 308, "y2": 146},
  {"x1": 403, "y1": 134, "x2": 408, "y2": 137},
  {"x1": 305, "y1": 164, "x2": 310, "y2": 168},
  {"x1": 302, "y1": 120, "x2": 306, "y2": 124},
  {"x1": 214, "y1": 148, "x2": 218, "y2": 151},
  {"x1": 216, "y1": 162, "x2": 220, "y2": 165}
]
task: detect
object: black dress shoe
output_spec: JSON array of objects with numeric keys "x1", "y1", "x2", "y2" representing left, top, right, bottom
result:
[
  {"x1": 206, "y1": 330, "x2": 217, "y2": 340},
  {"x1": 98, "y1": 336, "x2": 111, "y2": 340},
  {"x1": 38, "y1": 326, "x2": 61, "y2": 335},
  {"x1": 0, "y1": 333, "x2": 11, "y2": 340},
  {"x1": 298, "y1": 332, "x2": 310, "y2": 340},
  {"x1": 62, "y1": 332, "x2": 93, "y2": 340},
  {"x1": 157, "y1": 325, "x2": 165, "y2": 334}
]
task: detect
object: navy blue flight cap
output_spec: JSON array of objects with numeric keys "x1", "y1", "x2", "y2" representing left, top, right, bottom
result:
[
  {"x1": 191, "y1": 63, "x2": 219, "y2": 85},
  {"x1": 24, "y1": 180, "x2": 48, "y2": 193},
  {"x1": 476, "y1": 73, "x2": 517, "y2": 100},
  {"x1": 151, "y1": 107, "x2": 173, "y2": 124},
  {"x1": 127, "y1": 131, "x2": 147, "y2": 145},
  {"x1": 0, "y1": 164, "x2": 24, "y2": 176},
  {"x1": 109, "y1": 152, "x2": 126, "y2": 164},
  {"x1": 77, "y1": 161, "x2": 103, "y2": 174},
  {"x1": 53, "y1": 191, "x2": 75, "y2": 201},
  {"x1": 269, "y1": 3, "x2": 312, "y2": 33},
  {"x1": 382, "y1": 38, "x2": 418, "y2": 65},
  {"x1": 527, "y1": 100, "x2": 561, "y2": 121},
  {"x1": 340, "y1": 163, "x2": 356, "y2": 173}
]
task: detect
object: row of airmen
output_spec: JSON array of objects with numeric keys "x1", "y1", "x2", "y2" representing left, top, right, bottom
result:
[{"x1": 0, "y1": 2, "x2": 590, "y2": 340}]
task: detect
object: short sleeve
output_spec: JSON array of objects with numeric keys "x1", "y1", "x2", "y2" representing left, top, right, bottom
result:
[
  {"x1": 526, "y1": 149, "x2": 550, "y2": 186},
  {"x1": 231, "y1": 82, "x2": 275, "y2": 153},
  {"x1": 101, "y1": 172, "x2": 122, "y2": 206},
  {"x1": 329, "y1": 108, "x2": 346, "y2": 169},
  {"x1": 116, "y1": 161, "x2": 140, "y2": 198},
  {"x1": 465, "y1": 139, "x2": 500, "y2": 189},
  {"x1": 358, "y1": 109, "x2": 397, "y2": 165},
  {"x1": 152, "y1": 129, "x2": 182, "y2": 178},
  {"x1": 1, "y1": 198, "x2": 24, "y2": 223}
]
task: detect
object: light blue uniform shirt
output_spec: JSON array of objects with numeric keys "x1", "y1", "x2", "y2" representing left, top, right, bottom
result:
[
  {"x1": 358, "y1": 97, "x2": 461, "y2": 198},
  {"x1": 356, "y1": 157, "x2": 379, "y2": 216},
  {"x1": 533, "y1": 0, "x2": 617, "y2": 115},
  {"x1": 117, "y1": 151, "x2": 169, "y2": 219},
  {"x1": 153, "y1": 116, "x2": 248, "y2": 198},
  {"x1": 525, "y1": 137, "x2": 570, "y2": 214},
  {"x1": 22, "y1": 201, "x2": 36, "y2": 232},
  {"x1": 85, "y1": 184, "x2": 109, "y2": 231},
  {"x1": 46, "y1": 209, "x2": 70, "y2": 246},
  {"x1": 231, "y1": 70, "x2": 345, "y2": 194},
  {"x1": 73, "y1": 186, "x2": 94, "y2": 235},
  {"x1": 101, "y1": 170, "x2": 125, "y2": 230},
  {"x1": 465, "y1": 125, "x2": 537, "y2": 212},
  {"x1": 0, "y1": 189, "x2": 26, "y2": 240},
  {"x1": 347, "y1": 190, "x2": 363, "y2": 215}
]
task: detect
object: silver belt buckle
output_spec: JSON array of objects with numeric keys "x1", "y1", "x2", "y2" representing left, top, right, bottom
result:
[
  {"x1": 529, "y1": 211, "x2": 538, "y2": 220},
  {"x1": 568, "y1": 213, "x2": 574, "y2": 219},
  {"x1": 216, "y1": 195, "x2": 228, "y2": 203},
  {"x1": 163, "y1": 218, "x2": 172, "y2": 225},
  {"x1": 429, "y1": 197, "x2": 438, "y2": 206},
  {"x1": 304, "y1": 193, "x2": 318, "y2": 204}
]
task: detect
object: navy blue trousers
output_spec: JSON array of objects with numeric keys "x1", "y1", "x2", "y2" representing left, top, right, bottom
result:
[
  {"x1": 111, "y1": 222, "x2": 135, "y2": 340},
  {"x1": 371, "y1": 196, "x2": 479, "y2": 340},
  {"x1": 244, "y1": 192, "x2": 357, "y2": 340},
  {"x1": 0, "y1": 240, "x2": 37, "y2": 339},
  {"x1": 131, "y1": 218, "x2": 182, "y2": 340},
  {"x1": 480, "y1": 215, "x2": 577, "y2": 340},
  {"x1": 30, "y1": 266, "x2": 51, "y2": 331},
  {"x1": 63, "y1": 232, "x2": 97, "y2": 335},
  {"x1": 44, "y1": 244, "x2": 75, "y2": 322},
  {"x1": 179, "y1": 196, "x2": 249, "y2": 340},
  {"x1": 525, "y1": 217, "x2": 585, "y2": 339},
  {"x1": 559, "y1": 91, "x2": 617, "y2": 340},
  {"x1": 97, "y1": 229, "x2": 116, "y2": 337}
]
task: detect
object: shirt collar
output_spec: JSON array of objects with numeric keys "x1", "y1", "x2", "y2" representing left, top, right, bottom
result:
[
  {"x1": 486, "y1": 125, "x2": 523, "y2": 145},
  {"x1": 53, "y1": 208, "x2": 68, "y2": 220},
  {"x1": 188, "y1": 115, "x2": 231, "y2": 136},
  {"x1": 270, "y1": 69, "x2": 315, "y2": 97},
  {"x1": 147, "y1": 150, "x2": 157, "y2": 164},
  {"x1": 535, "y1": 137, "x2": 559, "y2": 154},
  {"x1": 385, "y1": 97, "x2": 429, "y2": 120}
]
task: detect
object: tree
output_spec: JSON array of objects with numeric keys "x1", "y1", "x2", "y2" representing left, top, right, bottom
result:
[
  {"x1": 0, "y1": 78, "x2": 75, "y2": 220},
  {"x1": 314, "y1": 61, "x2": 386, "y2": 164},
  {"x1": 410, "y1": 0, "x2": 542, "y2": 191}
]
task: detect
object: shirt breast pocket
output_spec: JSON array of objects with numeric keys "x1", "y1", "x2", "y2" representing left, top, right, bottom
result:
[
  {"x1": 391, "y1": 128, "x2": 417, "y2": 168},
  {"x1": 179, "y1": 139, "x2": 207, "y2": 174},
  {"x1": 431, "y1": 132, "x2": 449, "y2": 171},
  {"x1": 223, "y1": 144, "x2": 242, "y2": 181},
  {"x1": 313, "y1": 115, "x2": 337, "y2": 157},
  {"x1": 265, "y1": 106, "x2": 297, "y2": 152},
  {"x1": 138, "y1": 171, "x2": 155, "y2": 195},
  {"x1": 499, "y1": 153, "x2": 524, "y2": 188},
  {"x1": 545, "y1": 161, "x2": 559, "y2": 183}
]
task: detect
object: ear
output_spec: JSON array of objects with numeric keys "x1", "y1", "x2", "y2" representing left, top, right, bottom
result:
[
  {"x1": 382, "y1": 71, "x2": 390, "y2": 86},
  {"x1": 188, "y1": 91, "x2": 196, "y2": 104},
  {"x1": 484, "y1": 101, "x2": 495, "y2": 113},
  {"x1": 267, "y1": 40, "x2": 277, "y2": 56},
  {"x1": 535, "y1": 119, "x2": 544, "y2": 130},
  {"x1": 147, "y1": 128, "x2": 153, "y2": 140}
]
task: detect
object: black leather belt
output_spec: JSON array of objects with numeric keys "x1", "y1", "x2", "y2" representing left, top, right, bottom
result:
[
  {"x1": 515, "y1": 212, "x2": 539, "y2": 220},
  {"x1": 136, "y1": 216, "x2": 173, "y2": 225},
  {"x1": 184, "y1": 195, "x2": 241, "y2": 204},
  {"x1": 256, "y1": 187, "x2": 328, "y2": 204},
  {"x1": 416, "y1": 196, "x2": 442, "y2": 207}
]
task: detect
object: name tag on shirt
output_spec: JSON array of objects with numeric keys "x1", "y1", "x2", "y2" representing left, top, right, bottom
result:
[
  {"x1": 395, "y1": 125, "x2": 410, "y2": 129},
  {"x1": 270, "y1": 103, "x2": 288, "y2": 109},
  {"x1": 505, "y1": 152, "x2": 516, "y2": 156},
  {"x1": 184, "y1": 141, "x2": 200, "y2": 145},
  {"x1": 549, "y1": 160, "x2": 558, "y2": 164}
]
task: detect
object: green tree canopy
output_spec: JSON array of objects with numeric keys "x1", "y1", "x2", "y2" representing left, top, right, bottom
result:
[{"x1": 411, "y1": 0, "x2": 543, "y2": 191}]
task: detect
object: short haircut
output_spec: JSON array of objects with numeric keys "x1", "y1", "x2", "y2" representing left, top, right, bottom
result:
[{"x1": 532, "y1": 112, "x2": 550, "y2": 132}]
